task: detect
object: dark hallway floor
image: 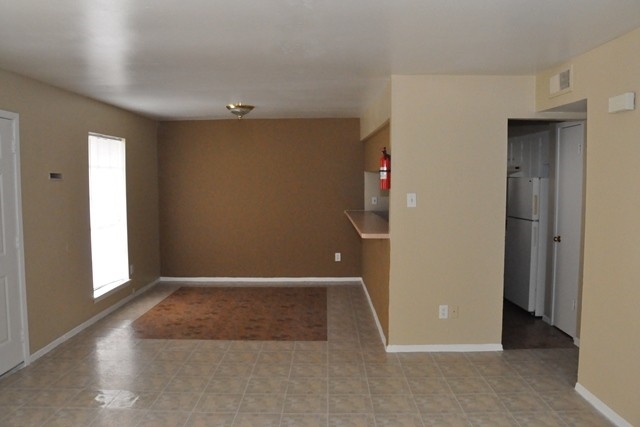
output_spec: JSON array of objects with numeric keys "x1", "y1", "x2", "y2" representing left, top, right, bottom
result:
[{"x1": 502, "y1": 300, "x2": 576, "y2": 350}]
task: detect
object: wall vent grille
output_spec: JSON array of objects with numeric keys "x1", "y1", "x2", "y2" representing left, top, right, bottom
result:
[{"x1": 549, "y1": 67, "x2": 572, "y2": 96}]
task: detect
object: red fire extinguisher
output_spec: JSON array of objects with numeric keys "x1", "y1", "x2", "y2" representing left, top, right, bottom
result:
[{"x1": 379, "y1": 147, "x2": 391, "y2": 190}]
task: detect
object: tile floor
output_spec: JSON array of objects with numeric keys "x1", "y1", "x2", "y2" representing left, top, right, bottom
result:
[{"x1": 0, "y1": 283, "x2": 612, "y2": 426}]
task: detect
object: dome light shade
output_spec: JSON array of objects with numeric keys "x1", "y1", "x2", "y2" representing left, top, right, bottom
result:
[{"x1": 226, "y1": 103, "x2": 254, "y2": 119}]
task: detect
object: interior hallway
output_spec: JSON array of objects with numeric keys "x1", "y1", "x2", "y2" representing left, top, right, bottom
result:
[{"x1": 0, "y1": 283, "x2": 610, "y2": 426}]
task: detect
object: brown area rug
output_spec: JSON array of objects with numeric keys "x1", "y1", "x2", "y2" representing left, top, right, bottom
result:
[{"x1": 131, "y1": 286, "x2": 327, "y2": 341}]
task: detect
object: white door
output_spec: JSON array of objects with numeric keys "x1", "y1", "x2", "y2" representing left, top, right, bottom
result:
[
  {"x1": 551, "y1": 121, "x2": 585, "y2": 338},
  {"x1": 0, "y1": 114, "x2": 27, "y2": 376}
]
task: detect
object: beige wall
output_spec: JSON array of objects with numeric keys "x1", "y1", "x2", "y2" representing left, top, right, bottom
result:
[
  {"x1": 360, "y1": 122, "x2": 391, "y2": 341},
  {"x1": 362, "y1": 239, "x2": 390, "y2": 342},
  {"x1": 536, "y1": 28, "x2": 640, "y2": 425},
  {"x1": 157, "y1": 119, "x2": 362, "y2": 278},
  {"x1": 388, "y1": 75, "x2": 535, "y2": 345},
  {"x1": 361, "y1": 82, "x2": 391, "y2": 140},
  {"x1": 0, "y1": 69, "x2": 161, "y2": 353},
  {"x1": 363, "y1": 124, "x2": 390, "y2": 173}
]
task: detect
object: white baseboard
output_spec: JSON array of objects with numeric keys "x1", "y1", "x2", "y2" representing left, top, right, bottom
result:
[
  {"x1": 29, "y1": 279, "x2": 159, "y2": 363},
  {"x1": 542, "y1": 315, "x2": 552, "y2": 324},
  {"x1": 359, "y1": 279, "x2": 387, "y2": 347},
  {"x1": 573, "y1": 337, "x2": 580, "y2": 347},
  {"x1": 575, "y1": 383, "x2": 632, "y2": 427},
  {"x1": 159, "y1": 277, "x2": 362, "y2": 285},
  {"x1": 386, "y1": 343, "x2": 503, "y2": 353}
]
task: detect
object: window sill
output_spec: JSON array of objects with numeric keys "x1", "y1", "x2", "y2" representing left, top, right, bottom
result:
[{"x1": 93, "y1": 279, "x2": 130, "y2": 302}]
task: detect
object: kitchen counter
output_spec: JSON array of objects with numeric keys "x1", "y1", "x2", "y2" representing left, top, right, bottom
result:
[{"x1": 344, "y1": 210, "x2": 389, "y2": 239}]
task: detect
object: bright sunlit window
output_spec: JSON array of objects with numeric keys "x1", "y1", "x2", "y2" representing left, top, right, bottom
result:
[{"x1": 88, "y1": 133, "x2": 129, "y2": 299}]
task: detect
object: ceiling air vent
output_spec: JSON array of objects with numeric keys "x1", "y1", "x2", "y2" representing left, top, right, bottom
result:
[{"x1": 549, "y1": 67, "x2": 572, "y2": 97}]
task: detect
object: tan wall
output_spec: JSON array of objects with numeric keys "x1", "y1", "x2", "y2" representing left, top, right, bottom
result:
[
  {"x1": 362, "y1": 239, "x2": 390, "y2": 342},
  {"x1": 536, "y1": 27, "x2": 640, "y2": 425},
  {"x1": 0, "y1": 69, "x2": 160, "y2": 353},
  {"x1": 158, "y1": 119, "x2": 362, "y2": 278},
  {"x1": 363, "y1": 124, "x2": 390, "y2": 173},
  {"x1": 361, "y1": 122, "x2": 391, "y2": 341},
  {"x1": 361, "y1": 82, "x2": 391, "y2": 140},
  {"x1": 388, "y1": 75, "x2": 535, "y2": 345}
]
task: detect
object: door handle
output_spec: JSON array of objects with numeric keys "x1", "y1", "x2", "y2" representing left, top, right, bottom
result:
[{"x1": 553, "y1": 235, "x2": 562, "y2": 243}]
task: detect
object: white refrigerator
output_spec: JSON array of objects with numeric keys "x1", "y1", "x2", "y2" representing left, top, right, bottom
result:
[{"x1": 504, "y1": 177, "x2": 549, "y2": 315}]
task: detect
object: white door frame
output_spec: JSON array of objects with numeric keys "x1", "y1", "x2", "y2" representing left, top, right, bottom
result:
[{"x1": 0, "y1": 109, "x2": 30, "y2": 372}]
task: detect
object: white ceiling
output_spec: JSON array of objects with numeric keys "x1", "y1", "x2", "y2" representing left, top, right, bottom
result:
[{"x1": 1, "y1": 1, "x2": 639, "y2": 120}]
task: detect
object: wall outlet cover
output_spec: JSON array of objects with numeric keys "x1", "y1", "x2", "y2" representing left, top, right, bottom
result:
[{"x1": 438, "y1": 304, "x2": 448, "y2": 319}]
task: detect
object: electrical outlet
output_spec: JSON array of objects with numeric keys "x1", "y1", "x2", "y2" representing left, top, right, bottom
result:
[
  {"x1": 449, "y1": 305, "x2": 459, "y2": 319},
  {"x1": 438, "y1": 305, "x2": 448, "y2": 319},
  {"x1": 334, "y1": 252, "x2": 341, "y2": 262},
  {"x1": 371, "y1": 196, "x2": 378, "y2": 205}
]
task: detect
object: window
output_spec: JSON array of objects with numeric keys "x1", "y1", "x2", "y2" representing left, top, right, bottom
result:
[{"x1": 88, "y1": 133, "x2": 129, "y2": 299}]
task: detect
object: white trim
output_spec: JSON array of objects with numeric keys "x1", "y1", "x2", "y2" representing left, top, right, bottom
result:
[
  {"x1": 159, "y1": 276, "x2": 362, "y2": 284},
  {"x1": 386, "y1": 343, "x2": 503, "y2": 353},
  {"x1": 30, "y1": 279, "x2": 158, "y2": 362},
  {"x1": 0, "y1": 110, "x2": 30, "y2": 369},
  {"x1": 573, "y1": 337, "x2": 580, "y2": 347},
  {"x1": 575, "y1": 383, "x2": 632, "y2": 427},
  {"x1": 359, "y1": 279, "x2": 387, "y2": 346},
  {"x1": 542, "y1": 315, "x2": 552, "y2": 324}
]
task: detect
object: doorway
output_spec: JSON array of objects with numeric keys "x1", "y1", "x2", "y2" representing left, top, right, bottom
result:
[
  {"x1": 551, "y1": 122, "x2": 585, "y2": 339},
  {"x1": 0, "y1": 111, "x2": 29, "y2": 377},
  {"x1": 502, "y1": 118, "x2": 585, "y2": 349}
]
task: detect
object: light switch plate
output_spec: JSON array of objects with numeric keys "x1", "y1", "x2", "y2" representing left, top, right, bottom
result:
[{"x1": 407, "y1": 193, "x2": 417, "y2": 208}]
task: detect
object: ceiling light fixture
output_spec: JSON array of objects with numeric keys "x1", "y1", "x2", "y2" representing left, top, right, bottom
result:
[{"x1": 226, "y1": 103, "x2": 254, "y2": 119}]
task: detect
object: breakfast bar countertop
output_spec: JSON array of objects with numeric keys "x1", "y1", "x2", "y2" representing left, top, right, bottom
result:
[{"x1": 344, "y1": 210, "x2": 389, "y2": 239}]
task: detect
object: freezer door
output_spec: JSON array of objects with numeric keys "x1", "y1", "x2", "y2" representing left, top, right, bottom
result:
[
  {"x1": 507, "y1": 177, "x2": 539, "y2": 220},
  {"x1": 504, "y1": 217, "x2": 538, "y2": 312}
]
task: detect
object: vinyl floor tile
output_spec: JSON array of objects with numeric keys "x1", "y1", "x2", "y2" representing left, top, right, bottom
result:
[
  {"x1": 245, "y1": 377, "x2": 289, "y2": 394},
  {"x1": 280, "y1": 413, "x2": 327, "y2": 427},
  {"x1": 183, "y1": 412, "x2": 235, "y2": 427},
  {"x1": 374, "y1": 413, "x2": 424, "y2": 426},
  {"x1": 149, "y1": 391, "x2": 201, "y2": 411},
  {"x1": 42, "y1": 408, "x2": 100, "y2": 427},
  {"x1": 0, "y1": 283, "x2": 615, "y2": 427},
  {"x1": 283, "y1": 394, "x2": 327, "y2": 413},
  {"x1": 87, "y1": 408, "x2": 146, "y2": 427},
  {"x1": 510, "y1": 411, "x2": 566, "y2": 427},
  {"x1": 2, "y1": 407, "x2": 55, "y2": 426},
  {"x1": 421, "y1": 413, "x2": 472, "y2": 427},
  {"x1": 286, "y1": 377, "x2": 327, "y2": 395}
]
